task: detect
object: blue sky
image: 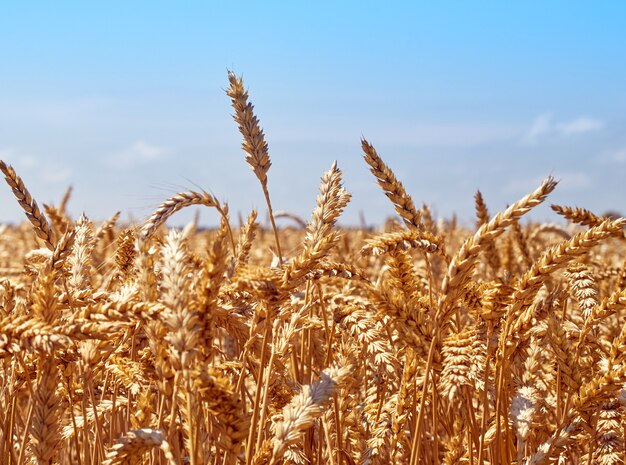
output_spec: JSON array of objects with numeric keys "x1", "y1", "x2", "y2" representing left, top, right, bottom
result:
[{"x1": 1, "y1": 2, "x2": 625, "y2": 227}]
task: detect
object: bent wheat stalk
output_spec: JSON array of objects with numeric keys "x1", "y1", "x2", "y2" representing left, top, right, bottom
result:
[
  {"x1": 142, "y1": 190, "x2": 236, "y2": 253},
  {"x1": 0, "y1": 160, "x2": 54, "y2": 249}
]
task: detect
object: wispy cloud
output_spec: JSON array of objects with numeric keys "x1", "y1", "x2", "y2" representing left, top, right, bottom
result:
[
  {"x1": 0, "y1": 148, "x2": 38, "y2": 169},
  {"x1": 106, "y1": 140, "x2": 167, "y2": 168},
  {"x1": 524, "y1": 113, "x2": 554, "y2": 143},
  {"x1": 40, "y1": 168, "x2": 72, "y2": 184},
  {"x1": 320, "y1": 122, "x2": 522, "y2": 148},
  {"x1": 0, "y1": 148, "x2": 72, "y2": 185},
  {"x1": 557, "y1": 117, "x2": 604, "y2": 136},
  {"x1": 610, "y1": 147, "x2": 626, "y2": 163},
  {"x1": 523, "y1": 113, "x2": 604, "y2": 144}
]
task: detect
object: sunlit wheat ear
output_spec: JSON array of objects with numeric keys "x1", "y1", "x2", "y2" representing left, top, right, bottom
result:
[
  {"x1": 141, "y1": 190, "x2": 220, "y2": 239},
  {"x1": 30, "y1": 358, "x2": 62, "y2": 465},
  {"x1": 160, "y1": 229, "x2": 199, "y2": 371},
  {"x1": 474, "y1": 189, "x2": 501, "y2": 272},
  {"x1": 115, "y1": 228, "x2": 136, "y2": 279},
  {"x1": 44, "y1": 203, "x2": 69, "y2": 238},
  {"x1": 564, "y1": 262, "x2": 599, "y2": 320},
  {"x1": 0, "y1": 160, "x2": 54, "y2": 249},
  {"x1": 474, "y1": 190, "x2": 490, "y2": 227},
  {"x1": 233, "y1": 209, "x2": 259, "y2": 274},
  {"x1": 546, "y1": 313, "x2": 580, "y2": 394},
  {"x1": 282, "y1": 161, "x2": 351, "y2": 288},
  {"x1": 226, "y1": 71, "x2": 271, "y2": 184},
  {"x1": 511, "y1": 338, "x2": 543, "y2": 453},
  {"x1": 442, "y1": 428, "x2": 466, "y2": 465},
  {"x1": 360, "y1": 229, "x2": 447, "y2": 259},
  {"x1": 502, "y1": 217, "x2": 626, "y2": 351},
  {"x1": 94, "y1": 210, "x2": 121, "y2": 243},
  {"x1": 192, "y1": 368, "x2": 250, "y2": 455},
  {"x1": 361, "y1": 138, "x2": 422, "y2": 230},
  {"x1": 551, "y1": 204, "x2": 606, "y2": 227},
  {"x1": 67, "y1": 213, "x2": 94, "y2": 291},
  {"x1": 302, "y1": 160, "x2": 351, "y2": 251},
  {"x1": 437, "y1": 176, "x2": 558, "y2": 328},
  {"x1": 593, "y1": 400, "x2": 623, "y2": 465},
  {"x1": 270, "y1": 366, "x2": 351, "y2": 464},
  {"x1": 103, "y1": 428, "x2": 176, "y2": 465},
  {"x1": 440, "y1": 327, "x2": 485, "y2": 403},
  {"x1": 227, "y1": 71, "x2": 283, "y2": 263},
  {"x1": 51, "y1": 228, "x2": 76, "y2": 272}
]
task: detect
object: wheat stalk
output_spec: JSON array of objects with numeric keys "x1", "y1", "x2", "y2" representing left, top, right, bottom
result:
[
  {"x1": 227, "y1": 71, "x2": 283, "y2": 264},
  {"x1": 0, "y1": 160, "x2": 54, "y2": 249}
]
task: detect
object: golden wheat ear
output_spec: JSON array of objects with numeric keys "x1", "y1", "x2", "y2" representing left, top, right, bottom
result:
[
  {"x1": 0, "y1": 160, "x2": 54, "y2": 249},
  {"x1": 438, "y1": 176, "x2": 558, "y2": 328},
  {"x1": 141, "y1": 190, "x2": 219, "y2": 239},
  {"x1": 270, "y1": 365, "x2": 352, "y2": 465},
  {"x1": 361, "y1": 138, "x2": 422, "y2": 230},
  {"x1": 103, "y1": 428, "x2": 176, "y2": 465},
  {"x1": 226, "y1": 72, "x2": 271, "y2": 184},
  {"x1": 282, "y1": 161, "x2": 351, "y2": 289},
  {"x1": 227, "y1": 71, "x2": 283, "y2": 264},
  {"x1": 232, "y1": 209, "x2": 259, "y2": 275},
  {"x1": 551, "y1": 204, "x2": 605, "y2": 227},
  {"x1": 473, "y1": 190, "x2": 501, "y2": 272},
  {"x1": 501, "y1": 216, "x2": 626, "y2": 354},
  {"x1": 360, "y1": 229, "x2": 447, "y2": 259}
]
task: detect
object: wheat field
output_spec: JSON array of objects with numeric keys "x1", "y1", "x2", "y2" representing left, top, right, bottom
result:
[{"x1": 0, "y1": 73, "x2": 625, "y2": 465}]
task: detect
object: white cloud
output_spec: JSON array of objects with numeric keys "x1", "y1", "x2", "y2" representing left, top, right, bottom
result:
[
  {"x1": 345, "y1": 122, "x2": 521, "y2": 148},
  {"x1": 106, "y1": 140, "x2": 167, "y2": 168},
  {"x1": 40, "y1": 168, "x2": 72, "y2": 184},
  {"x1": 401, "y1": 123, "x2": 521, "y2": 147},
  {"x1": 0, "y1": 149, "x2": 39, "y2": 170},
  {"x1": 611, "y1": 147, "x2": 626, "y2": 163},
  {"x1": 523, "y1": 113, "x2": 604, "y2": 144},
  {"x1": 556, "y1": 117, "x2": 604, "y2": 136},
  {"x1": 523, "y1": 113, "x2": 554, "y2": 144},
  {"x1": 0, "y1": 148, "x2": 72, "y2": 186}
]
